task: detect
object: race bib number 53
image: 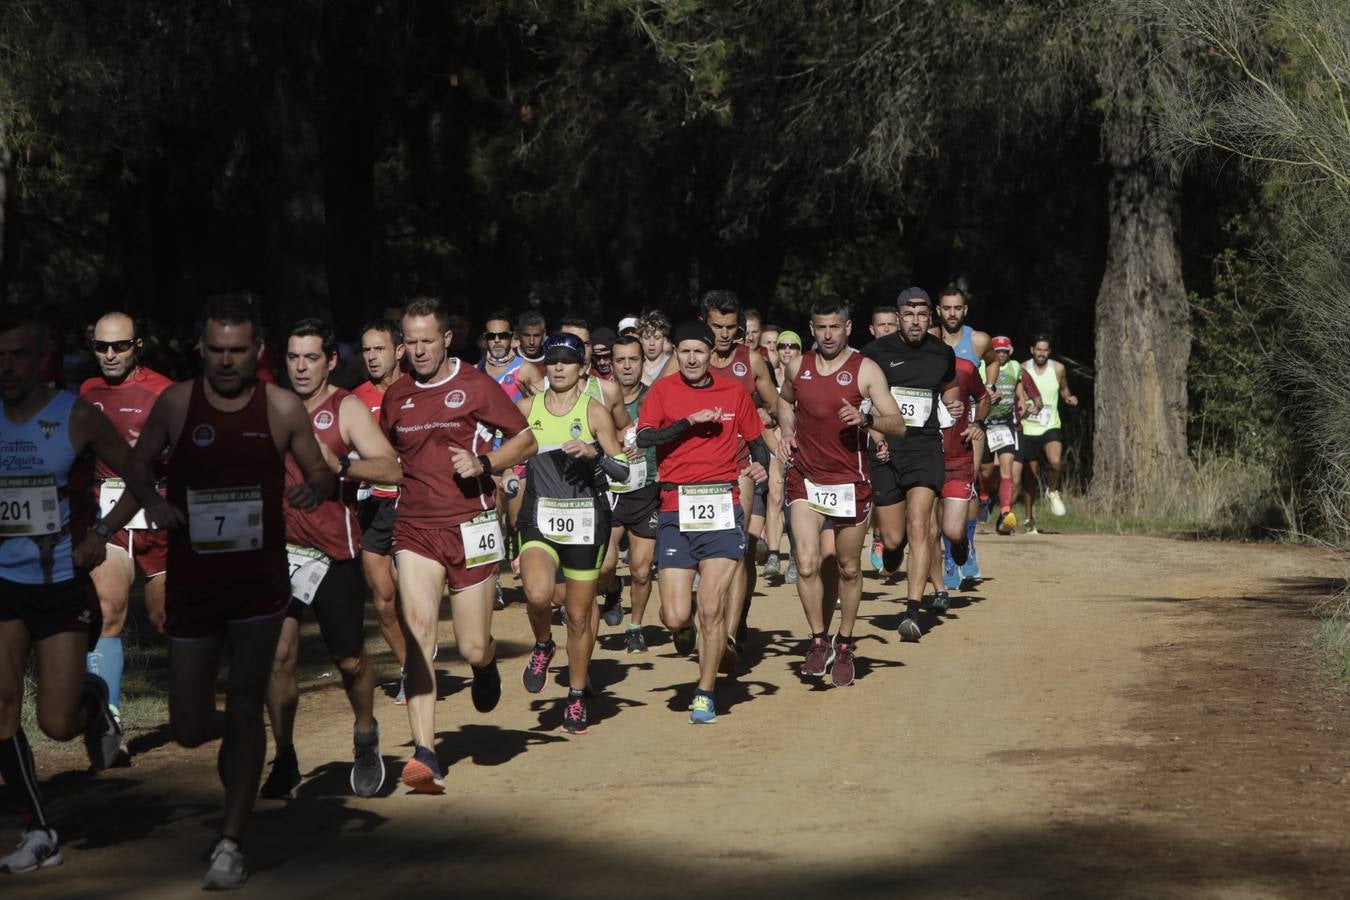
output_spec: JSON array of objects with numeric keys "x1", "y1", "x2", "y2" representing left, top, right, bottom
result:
[{"x1": 891, "y1": 387, "x2": 934, "y2": 428}]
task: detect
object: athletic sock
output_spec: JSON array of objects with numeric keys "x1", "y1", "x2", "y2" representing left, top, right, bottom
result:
[
  {"x1": 950, "y1": 537, "x2": 969, "y2": 567},
  {"x1": 905, "y1": 599, "x2": 921, "y2": 617},
  {"x1": 626, "y1": 623, "x2": 640, "y2": 631},
  {"x1": 966, "y1": 518, "x2": 977, "y2": 548},
  {"x1": 87, "y1": 636, "x2": 124, "y2": 712},
  {"x1": 998, "y1": 479, "x2": 1014, "y2": 510},
  {"x1": 0, "y1": 730, "x2": 48, "y2": 830},
  {"x1": 567, "y1": 687, "x2": 584, "y2": 699},
  {"x1": 881, "y1": 547, "x2": 904, "y2": 572}
]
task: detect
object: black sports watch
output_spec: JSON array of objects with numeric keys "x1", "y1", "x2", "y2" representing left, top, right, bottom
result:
[
  {"x1": 862, "y1": 411, "x2": 875, "y2": 429},
  {"x1": 91, "y1": 517, "x2": 114, "y2": 540},
  {"x1": 477, "y1": 454, "x2": 495, "y2": 476},
  {"x1": 337, "y1": 455, "x2": 352, "y2": 478}
]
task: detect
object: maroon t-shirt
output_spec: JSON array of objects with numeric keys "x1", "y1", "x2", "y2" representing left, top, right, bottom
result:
[
  {"x1": 790, "y1": 349, "x2": 868, "y2": 484},
  {"x1": 382, "y1": 360, "x2": 528, "y2": 527},
  {"x1": 943, "y1": 358, "x2": 989, "y2": 462},
  {"x1": 284, "y1": 388, "x2": 360, "y2": 559}
]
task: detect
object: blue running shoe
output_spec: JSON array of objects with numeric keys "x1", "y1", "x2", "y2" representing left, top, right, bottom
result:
[
  {"x1": 942, "y1": 538, "x2": 961, "y2": 590},
  {"x1": 689, "y1": 692, "x2": 717, "y2": 724},
  {"x1": 959, "y1": 544, "x2": 981, "y2": 583},
  {"x1": 869, "y1": 538, "x2": 884, "y2": 572}
]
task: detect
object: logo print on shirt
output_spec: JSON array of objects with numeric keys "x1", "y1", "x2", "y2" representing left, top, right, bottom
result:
[
  {"x1": 444, "y1": 390, "x2": 467, "y2": 409},
  {"x1": 192, "y1": 424, "x2": 216, "y2": 447},
  {"x1": 38, "y1": 420, "x2": 59, "y2": 440},
  {"x1": 889, "y1": 360, "x2": 905, "y2": 367},
  {"x1": 313, "y1": 410, "x2": 335, "y2": 430},
  {"x1": 401, "y1": 398, "x2": 415, "y2": 409},
  {"x1": 800, "y1": 370, "x2": 812, "y2": 381},
  {"x1": 836, "y1": 371, "x2": 853, "y2": 387},
  {"x1": 569, "y1": 420, "x2": 583, "y2": 439},
  {"x1": 732, "y1": 362, "x2": 748, "y2": 378}
]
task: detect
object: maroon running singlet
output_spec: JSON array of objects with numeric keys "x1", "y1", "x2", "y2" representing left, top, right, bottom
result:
[
  {"x1": 784, "y1": 349, "x2": 872, "y2": 524},
  {"x1": 163, "y1": 379, "x2": 289, "y2": 638},
  {"x1": 284, "y1": 389, "x2": 360, "y2": 560}
]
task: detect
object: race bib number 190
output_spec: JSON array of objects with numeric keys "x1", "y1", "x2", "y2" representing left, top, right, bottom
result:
[
  {"x1": 538, "y1": 497, "x2": 596, "y2": 544},
  {"x1": 460, "y1": 511, "x2": 505, "y2": 567},
  {"x1": 187, "y1": 486, "x2": 264, "y2": 554},
  {"x1": 0, "y1": 475, "x2": 60, "y2": 536},
  {"x1": 677, "y1": 484, "x2": 736, "y2": 532}
]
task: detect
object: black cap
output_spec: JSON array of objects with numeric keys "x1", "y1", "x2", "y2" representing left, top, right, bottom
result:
[
  {"x1": 673, "y1": 320, "x2": 716, "y2": 348},
  {"x1": 897, "y1": 286, "x2": 932, "y2": 307},
  {"x1": 591, "y1": 327, "x2": 618, "y2": 348}
]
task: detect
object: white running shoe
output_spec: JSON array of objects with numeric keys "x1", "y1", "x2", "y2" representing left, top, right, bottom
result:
[
  {"x1": 0, "y1": 828, "x2": 62, "y2": 873},
  {"x1": 203, "y1": 837, "x2": 247, "y2": 890},
  {"x1": 1047, "y1": 490, "x2": 1067, "y2": 517}
]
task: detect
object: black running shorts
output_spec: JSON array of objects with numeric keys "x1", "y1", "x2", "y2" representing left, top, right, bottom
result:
[
  {"x1": 1020, "y1": 428, "x2": 1063, "y2": 464},
  {"x1": 611, "y1": 483, "x2": 660, "y2": 540},
  {"x1": 0, "y1": 576, "x2": 101, "y2": 650},
  {"x1": 286, "y1": 556, "x2": 367, "y2": 660},
  {"x1": 358, "y1": 497, "x2": 397, "y2": 556},
  {"x1": 871, "y1": 439, "x2": 943, "y2": 505}
]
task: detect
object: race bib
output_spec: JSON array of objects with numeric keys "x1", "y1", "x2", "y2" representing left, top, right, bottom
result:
[
  {"x1": 1028, "y1": 403, "x2": 1054, "y2": 426},
  {"x1": 937, "y1": 400, "x2": 956, "y2": 429},
  {"x1": 678, "y1": 484, "x2": 735, "y2": 532},
  {"x1": 187, "y1": 486, "x2": 263, "y2": 554},
  {"x1": 0, "y1": 475, "x2": 60, "y2": 537},
  {"x1": 286, "y1": 543, "x2": 330, "y2": 606},
  {"x1": 890, "y1": 387, "x2": 934, "y2": 428},
  {"x1": 538, "y1": 497, "x2": 596, "y2": 544},
  {"x1": 987, "y1": 424, "x2": 1015, "y2": 451},
  {"x1": 805, "y1": 479, "x2": 856, "y2": 518},
  {"x1": 607, "y1": 456, "x2": 647, "y2": 494},
  {"x1": 98, "y1": 478, "x2": 150, "y2": 530},
  {"x1": 459, "y1": 511, "x2": 504, "y2": 567}
]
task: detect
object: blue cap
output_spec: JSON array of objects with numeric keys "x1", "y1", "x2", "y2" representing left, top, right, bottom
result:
[{"x1": 542, "y1": 333, "x2": 585, "y2": 362}]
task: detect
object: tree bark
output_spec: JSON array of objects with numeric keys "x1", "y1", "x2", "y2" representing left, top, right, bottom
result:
[
  {"x1": 1091, "y1": 105, "x2": 1190, "y2": 501},
  {"x1": 0, "y1": 140, "x2": 11, "y2": 291}
]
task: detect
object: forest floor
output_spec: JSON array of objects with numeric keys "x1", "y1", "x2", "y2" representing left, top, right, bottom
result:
[{"x1": 9, "y1": 530, "x2": 1350, "y2": 898}]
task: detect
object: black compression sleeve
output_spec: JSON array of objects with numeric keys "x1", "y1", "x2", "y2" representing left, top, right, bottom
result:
[
  {"x1": 598, "y1": 452, "x2": 631, "y2": 481},
  {"x1": 748, "y1": 435, "x2": 770, "y2": 469},
  {"x1": 636, "y1": 419, "x2": 691, "y2": 448}
]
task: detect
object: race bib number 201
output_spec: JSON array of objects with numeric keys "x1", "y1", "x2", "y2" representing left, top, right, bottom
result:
[
  {"x1": 678, "y1": 484, "x2": 736, "y2": 532},
  {"x1": 0, "y1": 475, "x2": 60, "y2": 537}
]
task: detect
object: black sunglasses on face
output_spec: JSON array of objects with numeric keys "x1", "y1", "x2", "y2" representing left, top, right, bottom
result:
[
  {"x1": 484, "y1": 330, "x2": 512, "y2": 340},
  {"x1": 92, "y1": 339, "x2": 136, "y2": 353},
  {"x1": 776, "y1": 342, "x2": 800, "y2": 350}
]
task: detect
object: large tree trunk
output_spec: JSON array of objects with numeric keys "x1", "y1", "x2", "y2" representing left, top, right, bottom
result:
[
  {"x1": 0, "y1": 140, "x2": 11, "y2": 292},
  {"x1": 1091, "y1": 105, "x2": 1190, "y2": 501}
]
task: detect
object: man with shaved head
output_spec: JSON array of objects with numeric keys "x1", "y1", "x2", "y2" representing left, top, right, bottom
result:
[{"x1": 78, "y1": 312, "x2": 175, "y2": 764}]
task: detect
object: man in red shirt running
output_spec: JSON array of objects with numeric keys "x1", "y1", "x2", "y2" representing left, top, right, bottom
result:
[
  {"x1": 776, "y1": 297, "x2": 906, "y2": 687},
  {"x1": 638, "y1": 321, "x2": 769, "y2": 724},
  {"x1": 101, "y1": 294, "x2": 334, "y2": 888},
  {"x1": 352, "y1": 319, "x2": 408, "y2": 701},
  {"x1": 79, "y1": 312, "x2": 174, "y2": 762},
  {"x1": 260, "y1": 318, "x2": 402, "y2": 800},
  {"x1": 382, "y1": 297, "x2": 537, "y2": 793},
  {"x1": 927, "y1": 357, "x2": 989, "y2": 613}
]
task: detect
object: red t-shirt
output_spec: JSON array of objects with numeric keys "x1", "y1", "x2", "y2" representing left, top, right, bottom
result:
[
  {"x1": 943, "y1": 358, "x2": 989, "y2": 461},
  {"x1": 638, "y1": 370, "x2": 764, "y2": 512},
  {"x1": 352, "y1": 377, "x2": 400, "y2": 499},
  {"x1": 80, "y1": 367, "x2": 175, "y2": 480},
  {"x1": 381, "y1": 360, "x2": 528, "y2": 527},
  {"x1": 790, "y1": 349, "x2": 867, "y2": 483}
]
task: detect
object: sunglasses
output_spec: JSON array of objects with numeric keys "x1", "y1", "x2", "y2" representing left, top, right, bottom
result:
[
  {"x1": 776, "y1": 342, "x2": 801, "y2": 351},
  {"x1": 92, "y1": 339, "x2": 136, "y2": 353},
  {"x1": 483, "y1": 330, "x2": 512, "y2": 340}
]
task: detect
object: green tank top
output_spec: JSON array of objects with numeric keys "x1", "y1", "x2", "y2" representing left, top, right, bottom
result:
[
  {"x1": 1022, "y1": 359, "x2": 1061, "y2": 435},
  {"x1": 523, "y1": 390, "x2": 601, "y2": 502},
  {"x1": 584, "y1": 375, "x2": 605, "y2": 405},
  {"x1": 986, "y1": 359, "x2": 1020, "y2": 422},
  {"x1": 612, "y1": 385, "x2": 657, "y2": 491}
]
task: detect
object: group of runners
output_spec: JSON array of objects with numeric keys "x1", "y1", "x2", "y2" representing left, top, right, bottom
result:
[{"x1": 0, "y1": 285, "x2": 1077, "y2": 889}]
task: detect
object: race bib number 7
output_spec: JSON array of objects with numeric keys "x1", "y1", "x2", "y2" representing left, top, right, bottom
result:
[
  {"x1": 0, "y1": 475, "x2": 60, "y2": 536},
  {"x1": 187, "y1": 486, "x2": 263, "y2": 554},
  {"x1": 890, "y1": 387, "x2": 934, "y2": 428},
  {"x1": 460, "y1": 511, "x2": 505, "y2": 567},
  {"x1": 678, "y1": 484, "x2": 736, "y2": 532}
]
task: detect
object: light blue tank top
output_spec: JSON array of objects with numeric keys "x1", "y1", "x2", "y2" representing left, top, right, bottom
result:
[
  {"x1": 953, "y1": 325, "x2": 979, "y2": 366},
  {"x1": 0, "y1": 391, "x2": 80, "y2": 584}
]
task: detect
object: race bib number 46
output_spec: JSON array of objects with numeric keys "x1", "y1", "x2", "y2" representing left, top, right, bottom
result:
[
  {"x1": 805, "y1": 479, "x2": 856, "y2": 518},
  {"x1": 187, "y1": 486, "x2": 263, "y2": 554},
  {"x1": 460, "y1": 511, "x2": 504, "y2": 567},
  {"x1": 538, "y1": 497, "x2": 596, "y2": 544},
  {"x1": 286, "y1": 543, "x2": 331, "y2": 605},
  {"x1": 678, "y1": 484, "x2": 735, "y2": 532},
  {"x1": 0, "y1": 475, "x2": 60, "y2": 537},
  {"x1": 890, "y1": 387, "x2": 934, "y2": 428}
]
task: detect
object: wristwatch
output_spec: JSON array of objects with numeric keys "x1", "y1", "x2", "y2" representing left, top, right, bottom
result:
[
  {"x1": 477, "y1": 454, "x2": 494, "y2": 476},
  {"x1": 862, "y1": 411, "x2": 875, "y2": 429},
  {"x1": 337, "y1": 455, "x2": 352, "y2": 478},
  {"x1": 91, "y1": 517, "x2": 114, "y2": 540}
]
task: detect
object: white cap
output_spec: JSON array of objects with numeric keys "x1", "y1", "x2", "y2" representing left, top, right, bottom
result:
[{"x1": 618, "y1": 316, "x2": 640, "y2": 332}]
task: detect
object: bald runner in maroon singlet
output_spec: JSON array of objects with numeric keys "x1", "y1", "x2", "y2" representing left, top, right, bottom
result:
[
  {"x1": 79, "y1": 312, "x2": 173, "y2": 765},
  {"x1": 100, "y1": 295, "x2": 334, "y2": 889},
  {"x1": 382, "y1": 296, "x2": 537, "y2": 795},
  {"x1": 777, "y1": 297, "x2": 906, "y2": 687}
]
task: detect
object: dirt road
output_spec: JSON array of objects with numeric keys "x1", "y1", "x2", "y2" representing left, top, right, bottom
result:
[{"x1": 9, "y1": 532, "x2": 1350, "y2": 898}]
